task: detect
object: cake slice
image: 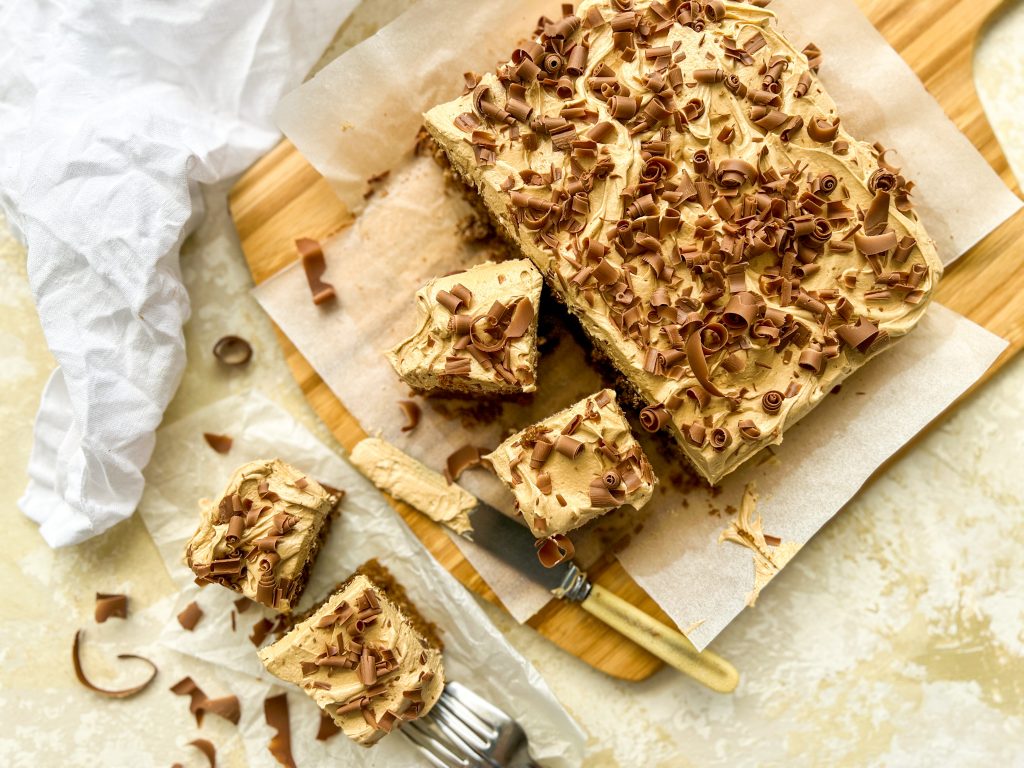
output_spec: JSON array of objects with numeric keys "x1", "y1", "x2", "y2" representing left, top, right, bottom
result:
[
  {"x1": 388, "y1": 259, "x2": 543, "y2": 396},
  {"x1": 423, "y1": 0, "x2": 942, "y2": 484},
  {"x1": 486, "y1": 388, "x2": 655, "y2": 537},
  {"x1": 185, "y1": 459, "x2": 341, "y2": 613},
  {"x1": 258, "y1": 560, "x2": 445, "y2": 747}
]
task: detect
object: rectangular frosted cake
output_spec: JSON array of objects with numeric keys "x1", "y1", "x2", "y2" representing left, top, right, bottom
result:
[
  {"x1": 424, "y1": 0, "x2": 941, "y2": 483},
  {"x1": 185, "y1": 459, "x2": 341, "y2": 612},
  {"x1": 258, "y1": 561, "x2": 444, "y2": 747}
]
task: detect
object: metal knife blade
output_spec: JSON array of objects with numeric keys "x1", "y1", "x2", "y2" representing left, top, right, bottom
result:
[{"x1": 463, "y1": 500, "x2": 572, "y2": 593}]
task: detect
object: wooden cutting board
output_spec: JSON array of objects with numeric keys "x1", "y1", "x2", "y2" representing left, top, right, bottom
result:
[{"x1": 229, "y1": 0, "x2": 1023, "y2": 681}]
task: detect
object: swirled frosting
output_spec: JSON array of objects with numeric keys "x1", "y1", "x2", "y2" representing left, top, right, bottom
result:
[
  {"x1": 388, "y1": 259, "x2": 543, "y2": 395},
  {"x1": 185, "y1": 459, "x2": 339, "y2": 612},
  {"x1": 258, "y1": 572, "x2": 445, "y2": 747},
  {"x1": 486, "y1": 388, "x2": 655, "y2": 536},
  {"x1": 424, "y1": 0, "x2": 942, "y2": 483}
]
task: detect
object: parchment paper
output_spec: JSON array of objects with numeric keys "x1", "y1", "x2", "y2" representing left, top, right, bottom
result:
[
  {"x1": 260, "y1": 0, "x2": 1018, "y2": 647},
  {"x1": 137, "y1": 392, "x2": 584, "y2": 766}
]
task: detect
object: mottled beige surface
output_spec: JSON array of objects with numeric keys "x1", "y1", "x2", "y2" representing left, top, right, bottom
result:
[{"x1": 3, "y1": 2, "x2": 1023, "y2": 765}]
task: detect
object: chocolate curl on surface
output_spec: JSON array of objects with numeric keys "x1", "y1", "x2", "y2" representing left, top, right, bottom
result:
[
  {"x1": 761, "y1": 390, "x2": 784, "y2": 414},
  {"x1": 296, "y1": 238, "x2": 336, "y2": 306},
  {"x1": 639, "y1": 403, "x2": 671, "y2": 433},
  {"x1": 265, "y1": 693, "x2": 296, "y2": 768},
  {"x1": 685, "y1": 421, "x2": 707, "y2": 447},
  {"x1": 799, "y1": 347, "x2": 825, "y2": 375},
  {"x1": 686, "y1": 330, "x2": 725, "y2": 396},
  {"x1": 444, "y1": 356, "x2": 472, "y2": 376},
  {"x1": 854, "y1": 231, "x2": 898, "y2": 256},
  {"x1": 249, "y1": 617, "x2": 273, "y2": 647},
  {"x1": 169, "y1": 676, "x2": 241, "y2": 727},
  {"x1": 536, "y1": 534, "x2": 575, "y2": 568},
  {"x1": 587, "y1": 121, "x2": 616, "y2": 143},
  {"x1": 806, "y1": 116, "x2": 840, "y2": 143},
  {"x1": 722, "y1": 292, "x2": 758, "y2": 329},
  {"x1": 724, "y1": 73, "x2": 747, "y2": 98},
  {"x1": 436, "y1": 289, "x2": 465, "y2": 313},
  {"x1": 710, "y1": 427, "x2": 733, "y2": 451},
  {"x1": 95, "y1": 593, "x2": 128, "y2": 623},
  {"x1": 694, "y1": 68, "x2": 725, "y2": 84},
  {"x1": 554, "y1": 434, "x2": 584, "y2": 459},
  {"x1": 794, "y1": 71, "x2": 812, "y2": 98},
  {"x1": 177, "y1": 601, "x2": 204, "y2": 631},
  {"x1": 444, "y1": 444, "x2": 484, "y2": 483},
  {"x1": 72, "y1": 630, "x2": 156, "y2": 699},
  {"x1": 203, "y1": 433, "x2": 233, "y2": 454},
  {"x1": 602, "y1": 469, "x2": 622, "y2": 489},
  {"x1": 398, "y1": 400, "x2": 421, "y2": 432},
  {"x1": 738, "y1": 419, "x2": 762, "y2": 441},
  {"x1": 836, "y1": 318, "x2": 880, "y2": 352},
  {"x1": 535, "y1": 471, "x2": 553, "y2": 495},
  {"x1": 803, "y1": 42, "x2": 824, "y2": 71},
  {"x1": 212, "y1": 335, "x2": 252, "y2": 366},
  {"x1": 505, "y1": 298, "x2": 535, "y2": 338},
  {"x1": 716, "y1": 159, "x2": 755, "y2": 188},
  {"x1": 589, "y1": 475, "x2": 626, "y2": 507},
  {"x1": 530, "y1": 437, "x2": 554, "y2": 469}
]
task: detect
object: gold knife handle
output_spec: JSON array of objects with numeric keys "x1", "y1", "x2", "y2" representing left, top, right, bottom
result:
[{"x1": 579, "y1": 583, "x2": 739, "y2": 693}]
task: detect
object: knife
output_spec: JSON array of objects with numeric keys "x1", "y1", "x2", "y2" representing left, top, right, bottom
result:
[
  {"x1": 349, "y1": 437, "x2": 738, "y2": 692},
  {"x1": 463, "y1": 498, "x2": 738, "y2": 693}
]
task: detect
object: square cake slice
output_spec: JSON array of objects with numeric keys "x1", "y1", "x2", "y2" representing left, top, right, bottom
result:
[
  {"x1": 388, "y1": 259, "x2": 543, "y2": 396},
  {"x1": 486, "y1": 388, "x2": 655, "y2": 537},
  {"x1": 424, "y1": 0, "x2": 942, "y2": 484},
  {"x1": 258, "y1": 560, "x2": 445, "y2": 748},
  {"x1": 185, "y1": 459, "x2": 341, "y2": 613}
]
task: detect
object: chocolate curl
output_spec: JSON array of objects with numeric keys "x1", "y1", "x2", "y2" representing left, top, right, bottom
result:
[
  {"x1": 225, "y1": 514, "x2": 245, "y2": 547},
  {"x1": 710, "y1": 428, "x2": 733, "y2": 451},
  {"x1": 264, "y1": 693, "x2": 296, "y2": 768},
  {"x1": 722, "y1": 293, "x2": 758, "y2": 329},
  {"x1": 296, "y1": 238, "x2": 336, "y2": 306},
  {"x1": 72, "y1": 630, "x2": 157, "y2": 699},
  {"x1": 444, "y1": 356, "x2": 472, "y2": 375},
  {"x1": 587, "y1": 121, "x2": 616, "y2": 143},
  {"x1": 177, "y1": 601, "x2": 204, "y2": 631},
  {"x1": 799, "y1": 347, "x2": 825, "y2": 375},
  {"x1": 602, "y1": 470, "x2": 622, "y2": 489},
  {"x1": 639, "y1": 403, "x2": 671, "y2": 433},
  {"x1": 398, "y1": 400, "x2": 421, "y2": 432},
  {"x1": 716, "y1": 158, "x2": 756, "y2": 188},
  {"x1": 203, "y1": 432, "x2": 233, "y2": 454},
  {"x1": 436, "y1": 289, "x2": 465, "y2": 313},
  {"x1": 694, "y1": 68, "x2": 725, "y2": 84},
  {"x1": 505, "y1": 297, "x2": 535, "y2": 338},
  {"x1": 589, "y1": 475, "x2": 625, "y2": 507},
  {"x1": 554, "y1": 434, "x2": 583, "y2": 459},
  {"x1": 535, "y1": 534, "x2": 575, "y2": 568},
  {"x1": 186, "y1": 739, "x2": 216, "y2": 768},
  {"x1": 530, "y1": 438, "x2": 554, "y2": 469},
  {"x1": 836, "y1": 318, "x2": 880, "y2": 353},
  {"x1": 738, "y1": 419, "x2": 762, "y2": 441},
  {"x1": 444, "y1": 444, "x2": 484, "y2": 483},
  {"x1": 794, "y1": 71, "x2": 813, "y2": 98},
  {"x1": 854, "y1": 231, "x2": 898, "y2": 256},
  {"x1": 317, "y1": 711, "x2": 341, "y2": 742},
  {"x1": 535, "y1": 471, "x2": 553, "y2": 495},
  {"x1": 761, "y1": 390, "x2": 785, "y2": 414},
  {"x1": 806, "y1": 116, "x2": 840, "y2": 143},
  {"x1": 685, "y1": 331, "x2": 725, "y2": 397},
  {"x1": 212, "y1": 335, "x2": 252, "y2": 366},
  {"x1": 95, "y1": 593, "x2": 128, "y2": 623}
]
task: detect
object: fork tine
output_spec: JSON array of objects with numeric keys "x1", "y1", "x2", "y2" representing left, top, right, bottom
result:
[
  {"x1": 425, "y1": 709, "x2": 493, "y2": 766},
  {"x1": 436, "y1": 689, "x2": 499, "y2": 741},
  {"x1": 431, "y1": 699, "x2": 493, "y2": 755},
  {"x1": 443, "y1": 682, "x2": 509, "y2": 730},
  {"x1": 403, "y1": 719, "x2": 474, "y2": 768}
]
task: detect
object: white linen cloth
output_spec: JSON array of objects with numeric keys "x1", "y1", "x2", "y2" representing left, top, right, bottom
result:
[{"x1": 0, "y1": 0, "x2": 359, "y2": 546}]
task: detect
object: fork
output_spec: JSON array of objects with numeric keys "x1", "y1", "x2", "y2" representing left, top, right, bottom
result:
[{"x1": 402, "y1": 681, "x2": 539, "y2": 767}]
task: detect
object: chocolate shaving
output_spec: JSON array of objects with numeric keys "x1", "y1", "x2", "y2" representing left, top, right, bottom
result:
[
  {"x1": 535, "y1": 534, "x2": 575, "y2": 568},
  {"x1": 264, "y1": 693, "x2": 296, "y2": 768},
  {"x1": 72, "y1": 629, "x2": 157, "y2": 699},
  {"x1": 249, "y1": 617, "x2": 274, "y2": 647},
  {"x1": 212, "y1": 335, "x2": 252, "y2": 366},
  {"x1": 444, "y1": 444, "x2": 484, "y2": 483},
  {"x1": 398, "y1": 400, "x2": 421, "y2": 432},
  {"x1": 639, "y1": 403, "x2": 671, "y2": 433},
  {"x1": 95, "y1": 593, "x2": 128, "y2": 623},
  {"x1": 177, "y1": 601, "x2": 204, "y2": 631},
  {"x1": 170, "y1": 677, "x2": 241, "y2": 726},
  {"x1": 186, "y1": 739, "x2": 216, "y2": 768},
  {"x1": 761, "y1": 390, "x2": 784, "y2": 414},
  {"x1": 685, "y1": 331, "x2": 725, "y2": 397},
  {"x1": 553, "y1": 434, "x2": 583, "y2": 459},
  {"x1": 203, "y1": 433, "x2": 233, "y2": 454},
  {"x1": 530, "y1": 438, "x2": 554, "y2": 469},
  {"x1": 296, "y1": 238, "x2": 336, "y2": 305},
  {"x1": 738, "y1": 419, "x2": 762, "y2": 441},
  {"x1": 535, "y1": 471, "x2": 553, "y2": 495}
]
